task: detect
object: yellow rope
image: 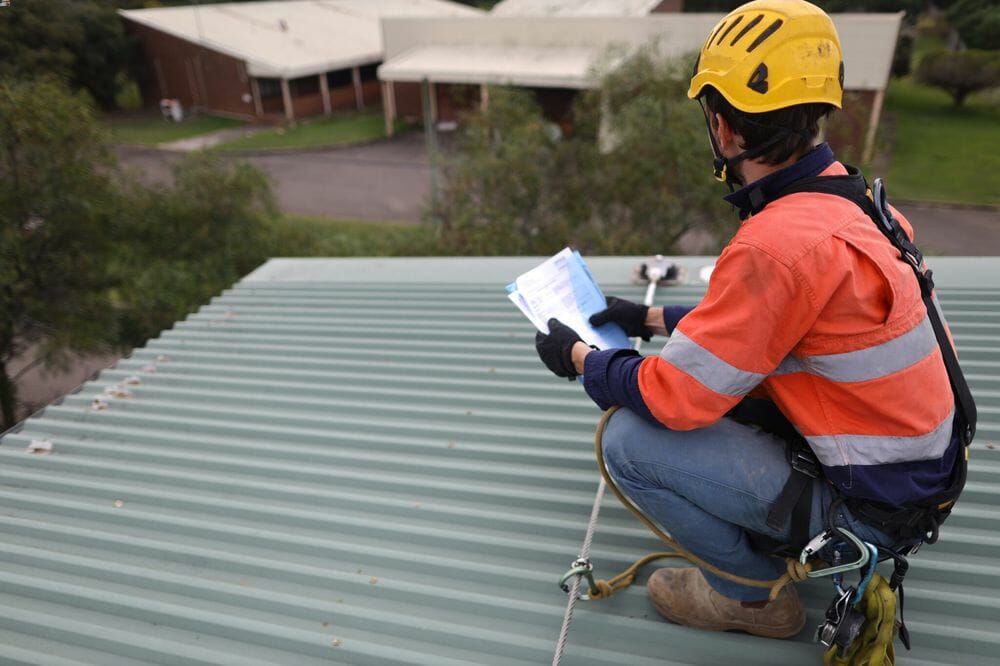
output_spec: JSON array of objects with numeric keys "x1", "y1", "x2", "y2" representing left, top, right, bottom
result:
[
  {"x1": 592, "y1": 407, "x2": 816, "y2": 602},
  {"x1": 822, "y1": 574, "x2": 897, "y2": 666}
]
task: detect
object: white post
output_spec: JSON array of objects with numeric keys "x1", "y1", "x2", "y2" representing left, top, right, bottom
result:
[
  {"x1": 428, "y1": 82, "x2": 438, "y2": 124},
  {"x1": 382, "y1": 81, "x2": 396, "y2": 137},
  {"x1": 320, "y1": 73, "x2": 332, "y2": 117},
  {"x1": 352, "y1": 66, "x2": 365, "y2": 111},
  {"x1": 250, "y1": 78, "x2": 263, "y2": 117},
  {"x1": 280, "y1": 78, "x2": 294, "y2": 123},
  {"x1": 863, "y1": 88, "x2": 886, "y2": 165}
]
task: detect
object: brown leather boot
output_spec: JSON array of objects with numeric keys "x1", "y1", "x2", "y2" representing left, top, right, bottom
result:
[{"x1": 646, "y1": 567, "x2": 806, "y2": 639}]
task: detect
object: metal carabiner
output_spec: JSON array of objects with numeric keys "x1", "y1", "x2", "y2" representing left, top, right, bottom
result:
[
  {"x1": 800, "y1": 528, "x2": 871, "y2": 578},
  {"x1": 558, "y1": 558, "x2": 599, "y2": 600}
]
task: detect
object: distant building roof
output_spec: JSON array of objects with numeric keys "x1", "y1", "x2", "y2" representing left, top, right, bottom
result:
[
  {"x1": 378, "y1": 13, "x2": 903, "y2": 90},
  {"x1": 1, "y1": 255, "x2": 998, "y2": 665},
  {"x1": 491, "y1": 0, "x2": 666, "y2": 16},
  {"x1": 119, "y1": 0, "x2": 482, "y2": 80}
]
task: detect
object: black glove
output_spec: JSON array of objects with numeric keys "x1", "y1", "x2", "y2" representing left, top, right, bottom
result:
[
  {"x1": 535, "y1": 318, "x2": 584, "y2": 380},
  {"x1": 589, "y1": 296, "x2": 651, "y2": 341}
]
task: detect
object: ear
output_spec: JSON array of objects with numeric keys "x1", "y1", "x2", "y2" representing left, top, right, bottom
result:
[{"x1": 712, "y1": 113, "x2": 743, "y2": 155}]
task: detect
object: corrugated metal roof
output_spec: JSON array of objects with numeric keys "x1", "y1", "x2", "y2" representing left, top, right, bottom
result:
[
  {"x1": 1, "y1": 255, "x2": 998, "y2": 665},
  {"x1": 118, "y1": 0, "x2": 482, "y2": 79},
  {"x1": 379, "y1": 14, "x2": 902, "y2": 91}
]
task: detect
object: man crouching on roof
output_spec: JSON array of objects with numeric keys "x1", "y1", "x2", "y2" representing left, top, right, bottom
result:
[{"x1": 534, "y1": 0, "x2": 960, "y2": 638}]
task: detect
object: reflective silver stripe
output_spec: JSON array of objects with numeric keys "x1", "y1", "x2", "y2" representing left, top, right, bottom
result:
[
  {"x1": 772, "y1": 315, "x2": 937, "y2": 383},
  {"x1": 660, "y1": 331, "x2": 765, "y2": 396},
  {"x1": 806, "y1": 408, "x2": 955, "y2": 467}
]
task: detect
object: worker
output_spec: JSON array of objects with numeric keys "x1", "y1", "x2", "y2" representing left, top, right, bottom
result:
[{"x1": 534, "y1": 0, "x2": 965, "y2": 639}]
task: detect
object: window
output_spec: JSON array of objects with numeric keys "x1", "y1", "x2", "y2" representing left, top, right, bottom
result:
[
  {"x1": 360, "y1": 63, "x2": 379, "y2": 82},
  {"x1": 327, "y1": 69, "x2": 353, "y2": 88},
  {"x1": 257, "y1": 78, "x2": 282, "y2": 99}
]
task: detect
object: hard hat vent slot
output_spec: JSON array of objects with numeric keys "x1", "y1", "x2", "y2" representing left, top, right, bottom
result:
[
  {"x1": 731, "y1": 14, "x2": 764, "y2": 47},
  {"x1": 716, "y1": 16, "x2": 743, "y2": 46},
  {"x1": 746, "y1": 18, "x2": 783, "y2": 53}
]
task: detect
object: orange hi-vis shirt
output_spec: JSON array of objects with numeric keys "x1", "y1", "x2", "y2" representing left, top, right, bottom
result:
[{"x1": 637, "y1": 161, "x2": 957, "y2": 505}]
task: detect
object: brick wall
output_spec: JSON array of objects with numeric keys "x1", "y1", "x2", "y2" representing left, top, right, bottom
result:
[{"x1": 125, "y1": 20, "x2": 254, "y2": 118}]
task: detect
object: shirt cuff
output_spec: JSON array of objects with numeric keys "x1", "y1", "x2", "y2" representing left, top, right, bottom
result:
[
  {"x1": 662, "y1": 305, "x2": 695, "y2": 334},
  {"x1": 582, "y1": 348, "x2": 658, "y2": 423}
]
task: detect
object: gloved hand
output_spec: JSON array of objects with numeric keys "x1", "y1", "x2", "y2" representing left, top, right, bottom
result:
[
  {"x1": 535, "y1": 318, "x2": 585, "y2": 380},
  {"x1": 589, "y1": 296, "x2": 651, "y2": 341}
]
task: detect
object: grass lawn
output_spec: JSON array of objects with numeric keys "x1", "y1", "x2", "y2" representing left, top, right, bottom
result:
[
  {"x1": 883, "y1": 78, "x2": 1000, "y2": 205},
  {"x1": 269, "y1": 214, "x2": 443, "y2": 257},
  {"x1": 108, "y1": 115, "x2": 245, "y2": 146},
  {"x1": 215, "y1": 112, "x2": 409, "y2": 152}
]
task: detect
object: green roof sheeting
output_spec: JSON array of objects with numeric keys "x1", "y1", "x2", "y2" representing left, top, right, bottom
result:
[{"x1": 1, "y1": 256, "x2": 998, "y2": 665}]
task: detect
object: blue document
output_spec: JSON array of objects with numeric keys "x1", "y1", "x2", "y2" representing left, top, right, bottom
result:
[{"x1": 507, "y1": 248, "x2": 631, "y2": 350}]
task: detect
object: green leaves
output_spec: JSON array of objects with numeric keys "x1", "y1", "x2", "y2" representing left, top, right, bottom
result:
[
  {"x1": 0, "y1": 78, "x2": 279, "y2": 429},
  {"x1": 428, "y1": 46, "x2": 733, "y2": 257},
  {"x1": 916, "y1": 49, "x2": 1000, "y2": 108}
]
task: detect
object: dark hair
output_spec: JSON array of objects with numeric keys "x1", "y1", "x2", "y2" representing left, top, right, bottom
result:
[{"x1": 702, "y1": 86, "x2": 835, "y2": 165}]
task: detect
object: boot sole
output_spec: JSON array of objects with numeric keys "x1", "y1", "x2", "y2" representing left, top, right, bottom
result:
[{"x1": 651, "y1": 603, "x2": 807, "y2": 639}]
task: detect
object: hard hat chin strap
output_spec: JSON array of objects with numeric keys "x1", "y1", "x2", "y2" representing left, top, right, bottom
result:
[
  {"x1": 698, "y1": 98, "x2": 809, "y2": 193},
  {"x1": 699, "y1": 99, "x2": 740, "y2": 192}
]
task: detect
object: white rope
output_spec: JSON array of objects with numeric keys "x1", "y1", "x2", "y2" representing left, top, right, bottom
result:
[
  {"x1": 550, "y1": 260, "x2": 668, "y2": 665},
  {"x1": 552, "y1": 476, "x2": 607, "y2": 666}
]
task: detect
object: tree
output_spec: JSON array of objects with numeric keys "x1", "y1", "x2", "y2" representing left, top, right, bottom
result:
[
  {"x1": 0, "y1": 0, "x2": 139, "y2": 109},
  {"x1": 0, "y1": 78, "x2": 120, "y2": 430},
  {"x1": 114, "y1": 153, "x2": 278, "y2": 348},
  {"x1": 916, "y1": 49, "x2": 1000, "y2": 107},
  {"x1": 428, "y1": 46, "x2": 733, "y2": 257},
  {"x1": 941, "y1": 0, "x2": 1000, "y2": 50}
]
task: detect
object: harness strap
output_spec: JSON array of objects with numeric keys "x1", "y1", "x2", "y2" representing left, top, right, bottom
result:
[
  {"x1": 766, "y1": 169, "x2": 976, "y2": 541},
  {"x1": 776, "y1": 169, "x2": 977, "y2": 448}
]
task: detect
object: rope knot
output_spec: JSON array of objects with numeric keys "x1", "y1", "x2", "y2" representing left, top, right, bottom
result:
[
  {"x1": 588, "y1": 579, "x2": 616, "y2": 600},
  {"x1": 785, "y1": 557, "x2": 812, "y2": 582}
]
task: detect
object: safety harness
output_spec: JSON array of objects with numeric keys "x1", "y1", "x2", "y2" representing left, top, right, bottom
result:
[
  {"x1": 559, "y1": 170, "x2": 977, "y2": 665},
  {"x1": 761, "y1": 168, "x2": 977, "y2": 553},
  {"x1": 743, "y1": 168, "x2": 978, "y2": 660}
]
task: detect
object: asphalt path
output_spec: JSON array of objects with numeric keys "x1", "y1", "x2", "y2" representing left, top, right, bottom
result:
[
  {"x1": 117, "y1": 134, "x2": 1000, "y2": 253},
  {"x1": 118, "y1": 132, "x2": 432, "y2": 223}
]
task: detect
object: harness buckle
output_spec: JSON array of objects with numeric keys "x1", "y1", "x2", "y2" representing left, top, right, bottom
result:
[{"x1": 789, "y1": 448, "x2": 820, "y2": 478}]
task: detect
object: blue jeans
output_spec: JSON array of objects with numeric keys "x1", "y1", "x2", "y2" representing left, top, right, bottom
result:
[{"x1": 601, "y1": 408, "x2": 903, "y2": 601}]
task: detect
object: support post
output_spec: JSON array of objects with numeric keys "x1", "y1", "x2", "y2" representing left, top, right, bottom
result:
[
  {"x1": 862, "y1": 88, "x2": 886, "y2": 166},
  {"x1": 319, "y1": 73, "x2": 332, "y2": 117},
  {"x1": 250, "y1": 78, "x2": 264, "y2": 117},
  {"x1": 352, "y1": 66, "x2": 365, "y2": 111},
  {"x1": 382, "y1": 81, "x2": 397, "y2": 137},
  {"x1": 280, "y1": 78, "x2": 294, "y2": 123},
  {"x1": 421, "y1": 78, "x2": 440, "y2": 223},
  {"x1": 480, "y1": 84, "x2": 490, "y2": 111},
  {"x1": 428, "y1": 82, "x2": 438, "y2": 125}
]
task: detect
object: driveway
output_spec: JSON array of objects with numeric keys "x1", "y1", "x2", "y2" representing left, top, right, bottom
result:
[
  {"x1": 118, "y1": 132, "x2": 432, "y2": 223},
  {"x1": 118, "y1": 134, "x2": 1000, "y2": 252}
]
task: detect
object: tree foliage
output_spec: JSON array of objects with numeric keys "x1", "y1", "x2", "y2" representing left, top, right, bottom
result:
[
  {"x1": 114, "y1": 154, "x2": 278, "y2": 347},
  {"x1": 943, "y1": 0, "x2": 1000, "y2": 50},
  {"x1": 0, "y1": 78, "x2": 120, "y2": 429},
  {"x1": 428, "y1": 47, "x2": 733, "y2": 257},
  {"x1": 684, "y1": 1, "x2": 922, "y2": 15},
  {"x1": 0, "y1": 0, "x2": 140, "y2": 109},
  {"x1": 915, "y1": 49, "x2": 1000, "y2": 107},
  {"x1": 0, "y1": 78, "x2": 278, "y2": 431}
]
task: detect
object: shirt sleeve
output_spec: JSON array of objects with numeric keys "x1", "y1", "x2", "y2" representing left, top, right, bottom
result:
[
  {"x1": 637, "y1": 241, "x2": 821, "y2": 430},
  {"x1": 582, "y1": 348, "x2": 659, "y2": 424},
  {"x1": 662, "y1": 305, "x2": 694, "y2": 334}
]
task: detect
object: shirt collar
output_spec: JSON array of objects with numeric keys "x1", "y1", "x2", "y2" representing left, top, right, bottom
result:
[{"x1": 723, "y1": 143, "x2": 835, "y2": 219}]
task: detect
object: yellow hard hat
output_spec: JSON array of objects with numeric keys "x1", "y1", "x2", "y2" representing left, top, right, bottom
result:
[{"x1": 688, "y1": 0, "x2": 843, "y2": 113}]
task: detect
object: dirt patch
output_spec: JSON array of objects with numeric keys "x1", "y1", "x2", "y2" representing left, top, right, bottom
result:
[{"x1": 8, "y1": 345, "x2": 121, "y2": 425}]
